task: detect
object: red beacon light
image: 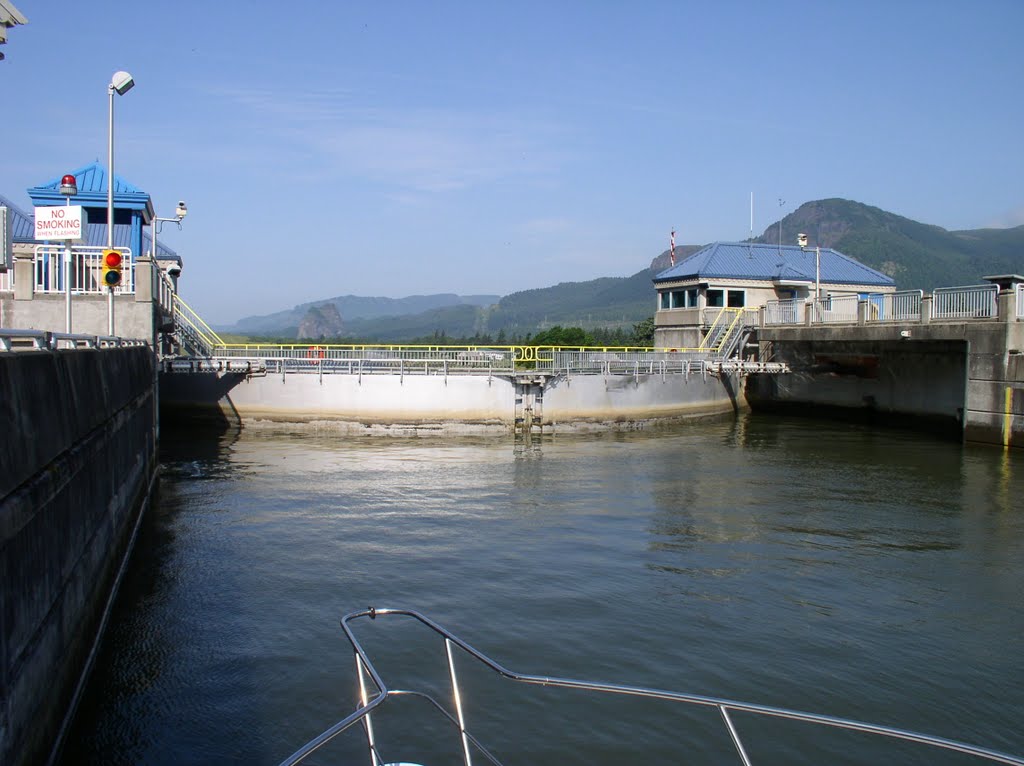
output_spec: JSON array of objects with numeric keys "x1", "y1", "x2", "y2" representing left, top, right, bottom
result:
[{"x1": 59, "y1": 174, "x2": 78, "y2": 196}]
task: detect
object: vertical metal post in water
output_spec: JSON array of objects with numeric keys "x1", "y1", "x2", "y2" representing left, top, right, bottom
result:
[
  {"x1": 445, "y1": 637, "x2": 473, "y2": 766},
  {"x1": 355, "y1": 653, "x2": 378, "y2": 766}
]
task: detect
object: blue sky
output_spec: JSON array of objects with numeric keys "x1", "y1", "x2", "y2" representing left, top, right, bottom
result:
[{"x1": 4, "y1": 1, "x2": 1022, "y2": 324}]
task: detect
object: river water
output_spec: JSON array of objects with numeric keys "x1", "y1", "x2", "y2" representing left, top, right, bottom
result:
[{"x1": 61, "y1": 415, "x2": 1024, "y2": 766}]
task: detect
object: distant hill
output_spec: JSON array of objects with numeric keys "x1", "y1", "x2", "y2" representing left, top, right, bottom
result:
[
  {"x1": 753, "y1": 198, "x2": 1024, "y2": 291},
  {"x1": 224, "y1": 293, "x2": 500, "y2": 335},
  {"x1": 219, "y1": 199, "x2": 1023, "y2": 341}
]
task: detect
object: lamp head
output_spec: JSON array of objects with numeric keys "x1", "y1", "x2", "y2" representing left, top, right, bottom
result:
[{"x1": 110, "y1": 70, "x2": 135, "y2": 96}]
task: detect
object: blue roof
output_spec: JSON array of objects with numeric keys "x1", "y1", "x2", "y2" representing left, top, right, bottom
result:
[
  {"x1": 0, "y1": 193, "x2": 35, "y2": 240},
  {"x1": 0, "y1": 191, "x2": 180, "y2": 263},
  {"x1": 653, "y1": 242, "x2": 895, "y2": 287},
  {"x1": 27, "y1": 162, "x2": 154, "y2": 221}
]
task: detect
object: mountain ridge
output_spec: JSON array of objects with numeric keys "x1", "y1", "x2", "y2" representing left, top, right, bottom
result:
[{"x1": 219, "y1": 199, "x2": 1024, "y2": 340}]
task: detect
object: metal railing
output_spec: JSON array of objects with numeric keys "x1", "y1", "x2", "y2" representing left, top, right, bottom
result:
[
  {"x1": 0, "y1": 328, "x2": 147, "y2": 352},
  {"x1": 932, "y1": 284, "x2": 998, "y2": 320},
  {"x1": 172, "y1": 343, "x2": 774, "y2": 378},
  {"x1": 1017, "y1": 283, "x2": 1023, "y2": 319},
  {"x1": 31, "y1": 245, "x2": 134, "y2": 294},
  {"x1": 765, "y1": 290, "x2": 926, "y2": 326},
  {"x1": 881, "y1": 289, "x2": 924, "y2": 321},
  {"x1": 172, "y1": 293, "x2": 224, "y2": 357},
  {"x1": 279, "y1": 607, "x2": 1024, "y2": 766},
  {"x1": 156, "y1": 270, "x2": 175, "y2": 317},
  {"x1": 764, "y1": 299, "x2": 801, "y2": 326},
  {"x1": 699, "y1": 308, "x2": 752, "y2": 356},
  {"x1": 813, "y1": 294, "x2": 859, "y2": 324}
]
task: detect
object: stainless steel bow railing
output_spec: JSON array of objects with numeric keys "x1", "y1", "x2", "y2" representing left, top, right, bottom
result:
[{"x1": 279, "y1": 607, "x2": 1024, "y2": 766}]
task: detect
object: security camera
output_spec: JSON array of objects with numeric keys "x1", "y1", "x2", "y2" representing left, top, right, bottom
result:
[
  {"x1": 797, "y1": 233, "x2": 808, "y2": 248},
  {"x1": 175, "y1": 201, "x2": 188, "y2": 219},
  {"x1": 165, "y1": 265, "x2": 182, "y2": 277}
]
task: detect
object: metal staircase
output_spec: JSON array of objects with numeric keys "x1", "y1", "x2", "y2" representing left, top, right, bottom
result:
[
  {"x1": 699, "y1": 308, "x2": 752, "y2": 359},
  {"x1": 172, "y1": 294, "x2": 223, "y2": 358}
]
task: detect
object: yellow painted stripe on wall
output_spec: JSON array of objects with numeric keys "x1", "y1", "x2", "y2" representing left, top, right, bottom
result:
[{"x1": 1004, "y1": 386, "x2": 1014, "y2": 448}]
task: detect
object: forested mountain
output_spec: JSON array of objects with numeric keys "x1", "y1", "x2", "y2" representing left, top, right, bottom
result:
[
  {"x1": 754, "y1": 199, "x2": 1024, "y2": 290},
  {"x1": 220, "y1": 200, "x2": 1022, "y2": 341}
]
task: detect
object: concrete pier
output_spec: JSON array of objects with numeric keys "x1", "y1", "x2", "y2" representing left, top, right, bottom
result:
[
  {"x1": 748, "y1": 287, "x2": 1023, "y2": 447},
  {"x1": 159, "y1": 367, "x2": 744, "y2": 433}
]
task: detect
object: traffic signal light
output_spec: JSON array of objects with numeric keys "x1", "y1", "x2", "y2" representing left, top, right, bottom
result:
[{"x1": 101, "y1": 249, "x2": 123, "y2": 288}]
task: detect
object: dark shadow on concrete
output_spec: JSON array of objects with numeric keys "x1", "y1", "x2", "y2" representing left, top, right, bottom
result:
[{"x1": 159, "y1": 372, "x2": 247, "y2": 432}]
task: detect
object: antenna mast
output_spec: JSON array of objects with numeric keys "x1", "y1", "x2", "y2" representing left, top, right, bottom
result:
[{"x1": 750, "y1": 192, "x2": 754, "y2": 240}]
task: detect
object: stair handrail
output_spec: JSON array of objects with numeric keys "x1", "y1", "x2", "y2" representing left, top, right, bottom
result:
[
  {"x1": 172, "y1": 294, "x2": 224, "y2": 356},
  {"x1": 700, "y1": 308, "x2": 748, "y2": 357}
]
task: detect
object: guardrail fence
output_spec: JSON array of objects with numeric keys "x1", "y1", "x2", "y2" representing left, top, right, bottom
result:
[
  {"x1": 813, "y1": 294, "x2": 859, "y2": 324},
  {"x1": 764, "y1": 288, "x2": 988, "y2": 326},
  {"x1": 932, "y1": 284, "x2": 999, "y2": 320},
  {"x1": 764, "y1": 299, "x2": 801, "y2": 325},
  {"x1": 31, "y1": 245, "x2": 135, "y2": 294},
  {"x1": 1017, "y1": 283, "x2": 1024, "y2": 319}
]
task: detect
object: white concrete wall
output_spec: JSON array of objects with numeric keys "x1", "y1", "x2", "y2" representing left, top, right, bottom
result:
[
  {"x1": 161, "y1": 369, "x2": 742, "y2": 432},
  {"x1": 543, "y1": 372, "x2": 741, "y2": 424}
]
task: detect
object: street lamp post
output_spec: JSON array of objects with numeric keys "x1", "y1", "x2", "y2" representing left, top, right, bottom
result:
[
  {"x1": 107, "y1": 70, "x2": 134, "y2": 336},
  {"x1": 58, "y1": 173, "x2": 77, "y2": 332}
]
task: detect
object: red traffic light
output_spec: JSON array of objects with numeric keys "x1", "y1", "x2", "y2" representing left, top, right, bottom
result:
[{"x1": 101, "y1": 249, "x2": 123, "y2": 288}]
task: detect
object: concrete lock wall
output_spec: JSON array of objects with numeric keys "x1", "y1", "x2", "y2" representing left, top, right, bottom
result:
[
  {"x1": 0, "y1": 346, "x2": 157, "y2": 766},
  {"x1": 160, "y1": 369, "x2": 742, "y2": 432},
  {"x1": 748, "y1": 320, "x2": 1024, "y2": 448},
  {"x1": 542, "y1": 371, "x2": 743, "y2": 426},
  {"x1": 0, "y1": 293, "x2": 156, "y2": 342}
]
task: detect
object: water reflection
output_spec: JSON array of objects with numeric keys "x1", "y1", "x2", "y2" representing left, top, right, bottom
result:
[{"x1": 61, "y1": 415, "x2": 1024, "y2": 765}]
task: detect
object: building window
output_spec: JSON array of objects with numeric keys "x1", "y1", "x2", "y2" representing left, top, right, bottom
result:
[
  {"x1": 727, "y1": 289, "x2": 745, "y2": 308},
  {"x1": 687, "y1": 288, "x2": 698, "y2": 307},
  {"x1": 671, "y1": 290, "x2": 685, "y2": 308},
  {"x1": 660, "y1": 291, "x2": 670, "y2": 310},
  {"x1": 706, "y1": 289, "x2": 724, "y2": 307}
]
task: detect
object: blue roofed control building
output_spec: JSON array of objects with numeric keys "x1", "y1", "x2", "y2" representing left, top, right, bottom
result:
[
  {"x1": 652, "y1": 242, "x2": 896, "y2": 348},
  {"x1": 1, "y1": 162, "x2": 184, "y2": 343}
]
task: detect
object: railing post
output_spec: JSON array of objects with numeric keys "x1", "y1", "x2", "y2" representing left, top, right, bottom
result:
[
  {"x1": 920, "y1": 295, "x2": 932, "y2": 324},
  {"x1": 445, "y1": 638, "x2": 474, "y2": 766},
  {"x1": 355, "y1": 654, "x2": 378, "y2": 766}
]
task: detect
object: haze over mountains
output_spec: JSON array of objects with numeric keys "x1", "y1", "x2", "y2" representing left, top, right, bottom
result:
[{"x1": 223, "y1": 199, "x2": 1024, "y2": 341}]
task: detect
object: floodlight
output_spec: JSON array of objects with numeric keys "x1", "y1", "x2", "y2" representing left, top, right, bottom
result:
[{"x1": 110, "y1": 70, "x2": 135, "y2": 95}]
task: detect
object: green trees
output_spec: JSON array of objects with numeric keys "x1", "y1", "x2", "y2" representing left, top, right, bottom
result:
[
  {"x1": 528, "y1": 326, "x2": 596, "y2": 347},
  {"x1": 629, "y1": 317, "x2": 656, "y2": 346}
]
